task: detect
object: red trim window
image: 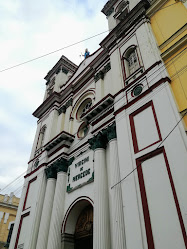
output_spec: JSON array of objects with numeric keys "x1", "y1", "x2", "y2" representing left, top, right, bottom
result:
[
  {"x1": 122, "y1": 45, "x2": 143, "y2": 84},
  {"x1": 36, "y1": 125, "x2": 46, "y2": 150},
  {"x1": 76, "y1": 98, "x2": 93, "y2": 121}
]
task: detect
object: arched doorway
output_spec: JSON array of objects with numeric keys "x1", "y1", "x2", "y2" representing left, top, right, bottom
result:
[
  {"x1": 74, "y1": 205, "x2": 93, "y2": 249},
  {"x1": 61, "y1": 197, "x2": 93, "y2": 249}
]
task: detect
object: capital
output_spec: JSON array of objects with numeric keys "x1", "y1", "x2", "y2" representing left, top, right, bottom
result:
[
  {"x1": 106, "y1": 122, "x2": 117, "y2": 141},
  {"x1": 54, "y1": 158, "x2": 68, "y2": 173},
  {"x1": 45, "y1": 166, "x2": 57, "y2": 179},
  {"x1": 68, "y1": 157, "x2": 75, "y2": 166},
  {"x1": 88, "y1": 132, "x2": 108, "y2": 150}
]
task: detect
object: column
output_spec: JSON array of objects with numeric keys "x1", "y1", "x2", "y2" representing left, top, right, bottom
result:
[
  {"x1": 36, "y1": 167, "x2": 56, "y2": 249},
  {"x1": 106, "y1": 123, "x2": 126, "y2": 249},
  {"x1": 47, "y1": 159, "x2": 68, "y2": 249},
  {"x1": 89, "y1": 133, "x2": 111, "y2": 249}
]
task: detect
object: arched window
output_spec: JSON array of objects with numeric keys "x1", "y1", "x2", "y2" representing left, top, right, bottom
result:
[
  {"x1": 114, "y1": 0, "x2": 129, "y2": 21},
  {"x1": 122, "y1": 46, "x2": 142, "y2": 81},
  {"x1": 36, "y1": 125, "x2": 46, "y2": 150},
  {"x1": 76, "y1": 98, "x2": 93, "y2": 121},
  {"x1": 127, "y1": 49, "x2": 139, "y2": 75}
]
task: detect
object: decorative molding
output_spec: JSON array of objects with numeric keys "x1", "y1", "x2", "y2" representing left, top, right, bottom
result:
[
  {"x1": 159, "y1": 23, "x2": 187, "y2": 50},
  {"x1": 101, "y1": 0, "x2": 116, "y2": 16},
  {"x1": 44, "y1": 55, "x2": 77, "y2": 81},
  {"x1": 100, "y1": 0, "x2": 150, "y2": 49},
  {"x1": 55, "y1": 158, "x2": 68, "y2": 173},
  {"x1": 114, "y1": 77, "x2": 171, "y2": 116},
  {"x1": 81, "y1": 94, "x2": 114, "y2": 123},
  {"x1": 62, "y1": 67, "x2": 69, "y2": 74},
  {"x1": 88, "y1": 132, "x2": 108, "y2": 150},
  {"x1": 58, "y1": 98, "x2": 73, "y2": 115},
  {"x1": 45, "y1": 131, "x2": 75, "y2": 152},
  {"x1": 146, "y1": 0, "x2": 169, "y2": 17},
  {"x1": 113, "y1": 1, "x2": 129, "y2": 20},
  {"x1": 58, "y1": 105, "x2": 66, "y2": 115},
  {"x1": 161, "y1": 34, "x2": 187, "y2": 61},
  {"x1": 105, "y1": 122, "x2": 117, "y2": 141},
  {"x1": 45, "y1": 166, "x2": 57, "y2": 179},
  {"x1": 180, "y1": 108, "x2": 187, "y2": 116},
  {"x1": 68, "y1": 157, "x2": 75, "y2": 166},
  {"x1": 87, "y1": 171, "x2": 94, "y2": 182},
  {"x1": 129, "y1": 100, "x2": 162, "y2": 153},
  {"x1": 94, "y1": 62, "x2": 111, "y2": 82},
  {"x1": 47, "y1": 157, "x2": 74, "y2": 177}
]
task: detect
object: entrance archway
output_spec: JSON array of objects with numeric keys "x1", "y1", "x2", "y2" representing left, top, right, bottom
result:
[
  {"x1": 61, "y1": 197, "x2": 93, "y2": 249},
  {"x1": 74, "y1": 205, "x2": 93, "y2": 249}
]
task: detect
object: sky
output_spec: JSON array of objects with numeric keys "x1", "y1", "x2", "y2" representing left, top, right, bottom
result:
[{"x1": 0, "y1": 0, "x2": 108, "y2": 196}]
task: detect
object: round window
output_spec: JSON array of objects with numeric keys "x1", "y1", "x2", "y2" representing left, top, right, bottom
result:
[
  {"x1": 77, "y1": 123, "x2": 89, "y2": 139},
  {"x1": 76, "y1": 98, "x2": 92, "y2": 121},
  {"x1": 132, "y1": 84, "x2": 143, "y2": 97}
]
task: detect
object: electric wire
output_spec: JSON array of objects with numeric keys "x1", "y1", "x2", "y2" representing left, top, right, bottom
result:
[
  {"x1": 0, "y1": 171, "x2": 26, "y2": 193},
  {"x1": 2, "y1": 49, "x2": 186, "y2": 194},
  {"x1": 1, "y1": 52, "x2": 186, "y2": 195},
  {"x1": 1, "y1": 63, "x2": 186, "y2": 196},
  {"x1": 156, "y1": 2, "x2": 178, "y2": 11},
  {"x1": 0, "y1": 30, "x2": 111, "y2": 73},
  {"x1": 111, "y1": 111, "x2": 186, "y2": 189},
  {"x1": 0, "y1": 0, "x2": 181, "y2": 74},
  {"x1": 1, "y1": 9, "x2": 186, "y2": 193}
]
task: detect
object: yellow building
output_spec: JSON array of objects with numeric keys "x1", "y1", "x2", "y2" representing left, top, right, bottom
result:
[
  {"x1": 148, "y1": 0, "x2": 187, "y2": 130},
  {"x1": 0, "y1": 193, "x2": 19, "y2": 249}
]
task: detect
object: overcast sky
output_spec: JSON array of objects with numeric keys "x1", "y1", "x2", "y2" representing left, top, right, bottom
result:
[{"x1": 0, "y1": 0, "x2": 108, "y2": 196}]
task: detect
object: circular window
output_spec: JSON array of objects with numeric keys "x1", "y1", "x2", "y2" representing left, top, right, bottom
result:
[
  {"x1": 77, "y1": 123, "x2": 90, "y2": 139},
  {"x1": 132, "y1": 84, "x2": 143, "y2": 97},
  {"x1": 76, "y1": 98, "x2": 92, "y2": 121}
]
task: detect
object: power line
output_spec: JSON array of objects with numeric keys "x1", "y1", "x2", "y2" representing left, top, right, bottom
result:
[
  {"x1": 159, "y1": 2, "x2": 178, "y2": 10},
  {"x1": 1, "y1": 36, "x2": 186, "y2": 193},
  {"x1": 1, "y1": 53, "x2": 186, "y2": 193},
  {"x1": 0, "y1": 171, "x2": 26, "y2": 193},
  {"x1": 1, "y1": 67, "x2": 185, "y2": 195},
  {"x1": 111, "y1": 111, "x2": 186, "y2": 189},
  {"x1": 0, "y1": 30, "x2": 110, "y2": 73},
  {"x1": 0, "y1": 0, "x2": 181, "y2": 74}
]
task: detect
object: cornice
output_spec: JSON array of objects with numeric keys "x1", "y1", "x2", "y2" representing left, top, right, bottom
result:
[
  {"x1": 34, "y1": 52, "x2": 110, "y2": 120},
  {"x1": 159, "y1": 24, "x2": 187, "y2": 50},
  {"x1": 146, "y1": 0, "x2": 169, "y2": 17},
  {"x1": 81, "y1": 94, "x2": 114, "y2": 123},
  {"x1": 32, "y1": 88, "x2": 74, "y2": 119},
  {"x1": 101, "y1": 0, "x2": 117, "y2": 16},
  {"x1": 88, "y1": 132, "x2": 108, "y2": 150},
  {"x1": 100, "y1": 0, "x2": 150, "y2": 50},
  {"x1": 45, "y1": 131, "x2": 75, "y2": 152},
  {"x1": 44, "y1": 55, "x2": 78, "y2": 81},
  {"x1": 32, "y1": 92, "x2": 60, "y2": 118},
  {"x1": 161, "y1": 34, "x2": 187, "y2": 61},
  {"x1": 0, "y1": 202, "x2": 18, "y2": 210}
]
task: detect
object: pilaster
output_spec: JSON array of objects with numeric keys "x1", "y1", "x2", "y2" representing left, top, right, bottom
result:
[
  {"x1": 46, "y1": 157, "x2": 74, "y2": 249},
  {"x1": 35, "y1": 167, "x2": 56, "y2": 249},
  {"x1": 106, "y1": 123, "x2": 126, "y2": 249},
  {"x1": 89, "y1": 133, "x2": 111, "y2": 249}
]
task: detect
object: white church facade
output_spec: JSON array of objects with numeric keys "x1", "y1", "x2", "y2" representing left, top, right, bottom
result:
[{"x1": 9, "y1": 0, "x2": 187, "y2": 249}]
